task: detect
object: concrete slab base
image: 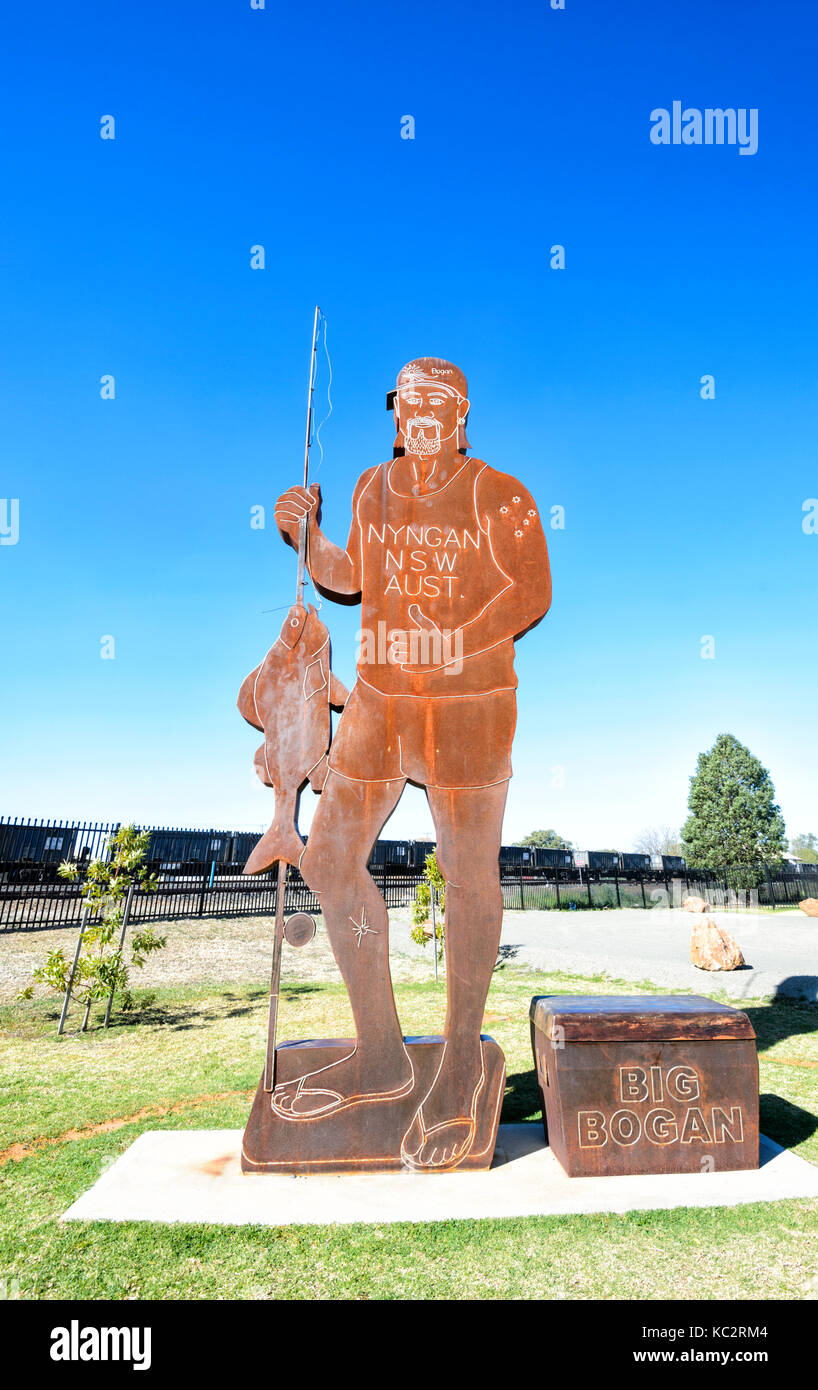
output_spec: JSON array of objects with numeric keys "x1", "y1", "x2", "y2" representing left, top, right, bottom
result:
[{"x1": 61, "y1": 1125, "x2": 818, "y2": 1227}]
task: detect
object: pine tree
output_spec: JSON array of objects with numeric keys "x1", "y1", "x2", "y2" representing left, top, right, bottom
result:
[{"x1": 681, "y1": 733, "x2": 787, "y2": 870}]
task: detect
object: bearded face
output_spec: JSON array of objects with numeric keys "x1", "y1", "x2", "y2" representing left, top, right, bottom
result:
[
  {"x1": 396, "y1": 382, "x2": 464, "y2": 458},
  {"x1": 404, "y1": 415, "x2": 443, "y2": 456}
]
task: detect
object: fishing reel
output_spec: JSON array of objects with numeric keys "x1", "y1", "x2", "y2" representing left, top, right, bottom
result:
[{"x1": 283, "y1": 912, "x2": 316, "y2": 948}]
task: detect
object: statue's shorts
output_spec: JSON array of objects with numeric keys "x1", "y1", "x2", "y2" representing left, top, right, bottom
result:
[{"x1": 327, "y1": 680, "x2": 516, "y2": 790}]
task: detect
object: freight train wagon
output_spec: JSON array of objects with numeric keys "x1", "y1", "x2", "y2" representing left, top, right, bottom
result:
[
  {"x1": 1, "y1": 823, "x2": 76, "y2": 864},
  {"x1": 651, "y1": 854, "x2": 687, "y2": 873},
  {"x1": 532, "y1": 847, "x2": 574, "y2": 870},
  {"x1": 145, "y1": 829, "x2": 259, "y2": 868},
  {"x1": 573, "y1": 850, "x2": 619, "y2": 873}
]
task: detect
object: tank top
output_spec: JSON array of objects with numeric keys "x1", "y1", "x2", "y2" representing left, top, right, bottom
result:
[{"x1": 354, "y1": 456, "x2": 517, "y2": 697}]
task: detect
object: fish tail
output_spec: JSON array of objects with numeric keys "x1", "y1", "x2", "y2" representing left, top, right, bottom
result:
[{"x1": 244, "y1": 786, "x2": 304, "y2": 875}]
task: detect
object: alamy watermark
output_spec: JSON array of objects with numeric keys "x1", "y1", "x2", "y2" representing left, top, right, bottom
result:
[
  {"x1": 649, "y1": 882, "x2": 760, "y2": 913},
  {"x1": 1, "y1": 499, "x2": 19, "y2": 545},
  {"x1": 650, "y1": 103, "x2": 758, "y2": 156},
  {"x1": 50, "y1": 1321, "x2": 151, "y2": 1370},
  {"x1": 356, "y1": 621, "x2": 463, "y2": 675}
]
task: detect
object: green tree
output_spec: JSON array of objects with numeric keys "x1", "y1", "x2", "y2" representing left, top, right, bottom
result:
[
  {"x1": 515, "y1": 829, "x2": 573, "y2": 850},
  {"x1": 411, "y1": 851, "x2": 445, "y2": 962},
  {"x1": 681, "y1": 734, "x2": 787, "y2": 879},
  {"x1": 18, "y1": 824, "x2": 164, "y2": 1030},
  {"x1": 790, "y1": 833, "x2": 818, "y2": 864}
]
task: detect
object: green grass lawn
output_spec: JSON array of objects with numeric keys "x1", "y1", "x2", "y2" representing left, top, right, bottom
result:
[{"x1": 1, "y1": 966, "x2": 816, "y2": 1300}]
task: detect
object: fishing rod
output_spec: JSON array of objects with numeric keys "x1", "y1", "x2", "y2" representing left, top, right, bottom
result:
[
  {"x1": 296, "y1": 304, "x2": 321, "y2": 605},
  {"x1": 265, "y1": 304, "x2": 322, "y2": 1092}
]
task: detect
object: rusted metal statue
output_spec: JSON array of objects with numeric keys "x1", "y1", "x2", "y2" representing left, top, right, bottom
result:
[{"x1": 240, "y1": 337, "x2": 551, "y2": 1173}]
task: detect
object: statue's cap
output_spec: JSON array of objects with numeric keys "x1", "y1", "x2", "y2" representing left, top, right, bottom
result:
[{"x1": 387, "y1": 358, "x2": 468, "y2": 410}]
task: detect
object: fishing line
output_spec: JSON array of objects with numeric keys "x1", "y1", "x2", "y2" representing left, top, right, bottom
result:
[
  {"x1": 264, "y1": 308, "x2": 330, "y2": 616},
  {"x1": 261, "y1": 573, "x2": 321, "y2": 616},
  {"x1": 311, "y1": 311, "x2": 333, "y2": 477}
]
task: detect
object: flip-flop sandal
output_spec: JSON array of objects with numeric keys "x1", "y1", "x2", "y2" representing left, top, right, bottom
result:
[
  {"x1": 400, "y1": 1114, "x2": 478, "y2": 1171},
  {"x1": 400, "y1": 1066, "x2": 487, "y2": 1171},
  {"x1": 271, "y1": 1061, "x2": 415, "y2": 1121},
  {"x1": 271, "y1": 1081, "x2": 346, "y2": 1119}
]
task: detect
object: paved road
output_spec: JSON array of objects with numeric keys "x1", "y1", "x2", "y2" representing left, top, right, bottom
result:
[{"x1": 391, "y1": 907, "x2": 818, "y2": 1002}]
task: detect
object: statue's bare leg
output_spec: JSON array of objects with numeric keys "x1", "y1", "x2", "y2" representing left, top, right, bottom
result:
[
  {"x1": 271, "y1": 768, "x2": 414, "y2": 1119},
  {"x1": 401, "y1": 780, "x2": 508, "y2": 1169}
]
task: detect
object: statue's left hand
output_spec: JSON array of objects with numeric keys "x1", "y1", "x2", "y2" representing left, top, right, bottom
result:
[{"x1": 390, "y1": 606, "x2": 447, "y2": 672}]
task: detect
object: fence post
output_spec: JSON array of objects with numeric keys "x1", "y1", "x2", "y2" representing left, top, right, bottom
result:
[
  {"x1": 554, "y1": 867, "x2": 560, "y2": 909},
  {"x1": 58, "y1": 904, "x2": 89, "y2": 1035},
  {"x1": 197, "y1": 861, "x2": 208, "y2": 917},
  {"x1": 103, "y1": 882, "x2": 136, "y2": 1028},
  {"x1": 764, "y1": 863, "x2": 776, "y2": 908},
  {"x1": 640, "y1": 875, "x2": 647, "y2": 909},
  {"x1": 587, "y1": 875, "x2": 592, "y2": 909},
  {"x1": 519, "y1": 866, "x2": 525, "y2": 911},
  {"x1": 614, "y1": 868, "x2": 621, "y2": 908}
]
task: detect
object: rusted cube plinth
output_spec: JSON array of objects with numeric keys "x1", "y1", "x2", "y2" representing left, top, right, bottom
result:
[
  {"x1": 242, "y1": 1035, "x2": 505, "y2": 1174},
  {"x1": 530, "y1": 995, "x2": 759, "y2": 1178}
]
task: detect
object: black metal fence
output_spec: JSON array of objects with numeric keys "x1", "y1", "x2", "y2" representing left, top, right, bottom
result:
[
  {"x1": 2, "y1": 816, "x2": 817, "y2": 933},
  {"x1": 0, "y1": 861, "x2": 429, "y2": 933},
  {"x1": 3, "y1": 860, "x2": 818, "y2": 934},
  {"x1": 500, "y1": 863, "x2": 818, "y2": 912}
]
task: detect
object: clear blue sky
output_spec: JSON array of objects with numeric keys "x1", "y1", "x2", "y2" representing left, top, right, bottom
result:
[{"x1": 1, "y1": 0, "x2": 816, "y2": 849}]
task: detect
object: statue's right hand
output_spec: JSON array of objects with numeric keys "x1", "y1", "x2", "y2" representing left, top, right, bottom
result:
[{"x1": 274, "y1": 484, "x2": 320, "y2": 543}]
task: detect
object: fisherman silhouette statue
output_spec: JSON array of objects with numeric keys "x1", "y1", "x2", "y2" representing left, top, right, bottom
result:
[{"x1": 239, "y1": 313, "x2": 551, "y2": 1173}]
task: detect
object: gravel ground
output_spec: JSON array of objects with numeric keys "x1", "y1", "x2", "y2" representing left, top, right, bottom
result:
[
  {"x1": 488, "y1": 907, "x2": 818, "y2": 1002},
  {"x1": 2, "y1": 905, "x2": 815, "y2": 1003},
  {"x1": 0, "y1": 910, "x2": 432, "y2": 1003},
  {"x1": 382, "y1": 907, "x2": 818, "y2": 1002}
]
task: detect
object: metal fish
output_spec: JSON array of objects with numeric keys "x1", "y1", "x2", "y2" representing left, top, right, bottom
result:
[{"x1": 238, "y1": 602, "x2": 348, "y2": 875}]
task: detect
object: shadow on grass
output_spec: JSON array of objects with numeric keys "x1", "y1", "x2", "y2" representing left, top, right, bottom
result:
[
  {"x1": 745, "y1": 989, "x2": 818, "y2": 1054},
  {"x1": 103, "y1": 984, "x2": 323, "y2": 1033},
  {"x1": 770, "y1": 976, "x2": 818, "y2": 1004},
  {"x1": 502, "y1": 1068, "x2": 542, "y2": 1124},
  {"x1": 1, "y1": 981, "x2": 329, "y2": 1040},
  {"x1": 759, "y1": 1094, "x2": 818, "y2": 1150}
]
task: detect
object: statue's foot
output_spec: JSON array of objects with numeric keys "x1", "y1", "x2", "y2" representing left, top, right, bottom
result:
[
  {"x1": 400, "y1": 1048, "x2": 486, "y2": 1171},
  {"x1": 271, "y1": 1044, "x2": 414, "y2": 1120}
]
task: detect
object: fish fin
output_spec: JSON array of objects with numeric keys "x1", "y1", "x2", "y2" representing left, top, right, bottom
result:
[
  {"x1": 303, "y1": 657, "x2": 328, "y2": 700},
  {"x1": 329, "y1": 673, "x2": 349, "y2": 709},
  {"x1": 253, "y1": 746, "x2": 273, "y2": 787},
  {"x1": 238, "y1": 666, "x2": 264, "y2": 730}
]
